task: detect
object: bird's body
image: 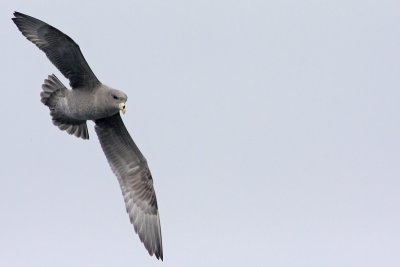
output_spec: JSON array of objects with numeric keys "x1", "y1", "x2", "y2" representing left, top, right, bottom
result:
[
  {"x1": 12, "y1": 11, "x2": 163, "y2": 260},
  {"x1": 47, "y1": 82, "x2": 127, "y2": 121}
]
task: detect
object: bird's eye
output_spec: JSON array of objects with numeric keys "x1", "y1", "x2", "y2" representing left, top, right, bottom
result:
[{"x1": 113, "y1": 95, "x2": 118, "y2": 100}]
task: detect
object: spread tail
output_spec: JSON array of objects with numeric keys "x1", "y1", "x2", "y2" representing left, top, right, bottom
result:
[{"x1": 41, "y1": 74, "x2": 89, "y2": 139}]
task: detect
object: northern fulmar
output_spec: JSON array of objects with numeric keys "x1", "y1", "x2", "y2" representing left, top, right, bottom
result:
[{"x1": 12, "y1": 12, "x2": 163, "y2": 260}]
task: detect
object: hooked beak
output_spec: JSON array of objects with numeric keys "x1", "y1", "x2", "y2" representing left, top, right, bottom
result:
[{"x1": 119, "y1": 103, "x2": 126, "y2": 114}]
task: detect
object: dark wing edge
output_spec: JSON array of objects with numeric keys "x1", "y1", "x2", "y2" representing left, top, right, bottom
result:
[
  {"x1": 12, "y1": 11, "x2": 100, "y2": 89},
  {"x1": 95, "y1": 113, "x2": 163, "y2": 260}
]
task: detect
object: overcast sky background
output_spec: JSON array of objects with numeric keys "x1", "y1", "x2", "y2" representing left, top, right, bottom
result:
[{"x1": 1, "y1": 0, "x2": 399, "y2": 266}]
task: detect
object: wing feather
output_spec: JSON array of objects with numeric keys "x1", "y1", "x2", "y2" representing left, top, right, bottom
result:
[
  {"x1": 95, "y1": 113, "x2": 163, "y2": 260},
  {"x1": 12, "y1": 12, "x2": 100, "y2": 89}
]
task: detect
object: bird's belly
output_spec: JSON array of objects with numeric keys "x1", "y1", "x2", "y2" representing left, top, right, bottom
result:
[{"x1": 66, "y1": 94, "x2": 112, "y2": 121}]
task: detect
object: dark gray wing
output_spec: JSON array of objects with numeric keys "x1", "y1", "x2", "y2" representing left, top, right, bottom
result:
[
  {"x1": 12, "y1": 12, "x2": 100, "y2": 89},
  {"x1": 95, "y1": 113, "x2": 163, "y2": 260}
]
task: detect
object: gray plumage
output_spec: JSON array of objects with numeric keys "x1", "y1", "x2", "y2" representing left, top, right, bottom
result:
[{"x1": 12, "y1": 11, "x2": 163, "y2": 260}]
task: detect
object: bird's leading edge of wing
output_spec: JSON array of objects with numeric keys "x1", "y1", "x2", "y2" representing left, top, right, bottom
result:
[
  {"x1": 12, "y1": 12, "x2": 100, "y2": 89},
  {"x1": 95, "y1": 113, "x2": 163, "y2": 260}
]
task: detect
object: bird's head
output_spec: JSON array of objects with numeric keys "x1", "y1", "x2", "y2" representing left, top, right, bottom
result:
[{"x1": 109, "y1": 89, "x2": 128, "y2": 114}]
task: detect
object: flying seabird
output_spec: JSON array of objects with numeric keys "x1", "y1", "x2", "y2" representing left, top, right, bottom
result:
[{"x1": 12, "y1": 11, "x2": 163, "y2": 260}]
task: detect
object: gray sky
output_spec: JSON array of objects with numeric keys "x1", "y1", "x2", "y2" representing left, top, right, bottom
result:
[{"x1": 1, "y1": 0, "x2": 400, "y2": 266}]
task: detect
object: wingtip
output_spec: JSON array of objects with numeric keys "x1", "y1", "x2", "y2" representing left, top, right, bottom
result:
[
  {"x1": 153, "y1": 238, "x2": 163, "y2": 260},
  {"x1": 156, "y1": 237, "x2": 163, "y2": 261},
  {"x1": 12, "y1": 11, "x2": 26, "y2": 25},
  {"x1": 153, "y1": 251, "x2": 163, "y2": 261},
  {"x1": 12, "y1": 11, "x2": 35, "y2": 22},
  {"x1": 153, "y1": 246, "x2": 163, "y2": 260},
  {"x1": 158, "y1": 252, "x2": 164, "y2": 261},
  {"x1": 12, "y1": 12, "x2": 18, "y2": 22},
  {"x1": 13, "y1": 11, "x2": 24, "y2": 18}
]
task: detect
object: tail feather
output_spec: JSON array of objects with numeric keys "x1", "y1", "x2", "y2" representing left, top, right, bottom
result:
[
  {"x1": 41, "y1": 74, "x2": 66, "y2": 106},
  {"x1": 41, "y1": 74, "x2": 89, "y2": 140}
]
